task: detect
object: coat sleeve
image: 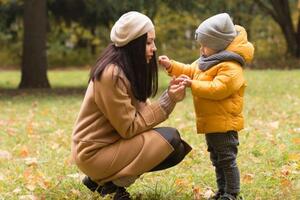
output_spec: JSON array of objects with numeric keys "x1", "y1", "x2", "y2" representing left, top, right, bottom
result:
[
  {"x1": 191, "y1": 63, "x2": 245, "y2": 100},
  {"x1": 166, "y1": 60, "x2": 198, "y2": 79},
  {"x1": 93, "y1": 66, "x2": 169, "y2": 139}
]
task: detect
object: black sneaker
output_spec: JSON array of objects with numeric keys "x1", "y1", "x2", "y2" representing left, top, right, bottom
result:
[
  {"x1": 220, "y1": 193, "x2": 243, "y2": 200},
  {"x1": 82, "y1": 176, "x2": 118, "y2": 196},
  {"x1": 209, "y1": 190, "x2": 224, "y2": 200},
  {"x1": 113, "y1": 187, "x2": 131, "y2": 200}
]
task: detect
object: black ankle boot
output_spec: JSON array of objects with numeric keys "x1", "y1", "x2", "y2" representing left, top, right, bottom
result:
[
  {"x1": 82, "y1": 176, "x2": 99, "y2": 192},
  {"x1": 82, "y1": 176, "x2": 118, "y2": 196},
  {"x1": 113, "y1": 187, "x2": 131, "y2": 200}
]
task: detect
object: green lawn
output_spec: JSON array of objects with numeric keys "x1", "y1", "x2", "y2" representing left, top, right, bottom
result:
[{"x1": 0, "y1": 69, "x2": 299, "y2": 200}]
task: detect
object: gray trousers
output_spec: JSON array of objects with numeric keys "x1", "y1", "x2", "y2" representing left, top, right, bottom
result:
[{"x1": 205, "y1": 131, "x2": 240, "y2": 194}]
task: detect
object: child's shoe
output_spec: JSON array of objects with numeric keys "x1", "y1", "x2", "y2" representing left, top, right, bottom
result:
[
  {"x1": 209, "y1": 190, "x2": 224, "y2": 200},
  {"x1": 220, "y1": 193, "x2": 243, "y2": 200}
]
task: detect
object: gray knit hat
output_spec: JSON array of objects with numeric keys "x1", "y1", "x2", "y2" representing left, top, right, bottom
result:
[
  {"x1": 195, "y1": 13, "x2": 236, "y2": 51},
  {"x1": 110, "y1": 11, "x2": 154, "y2": 47}
]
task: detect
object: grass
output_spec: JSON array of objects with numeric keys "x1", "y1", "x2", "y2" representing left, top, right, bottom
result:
[{"x1": 0, "y1": 69, "x2": 300, "y2": 200}]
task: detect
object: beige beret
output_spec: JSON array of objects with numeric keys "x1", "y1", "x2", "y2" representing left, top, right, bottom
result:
[{"x1": 110, "y1": 11, "x2": 154, "y2": 47}]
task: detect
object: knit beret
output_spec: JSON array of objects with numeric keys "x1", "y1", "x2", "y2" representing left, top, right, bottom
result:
[
  {"x1": 110, "y1": 11, "x2": 154, "y2": 47},
  {"x1": 195, "y1": 13, "x2": 237, "y2": 51}
]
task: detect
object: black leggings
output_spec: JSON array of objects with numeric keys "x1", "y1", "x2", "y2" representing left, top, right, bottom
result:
[{"x1": 150, "y1": 127, "x2": 191, "y2": 172}]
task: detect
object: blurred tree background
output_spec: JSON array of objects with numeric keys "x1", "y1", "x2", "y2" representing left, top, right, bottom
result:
[{"x1": 0, "y1": 0, "x2": 299, "y2": 88}]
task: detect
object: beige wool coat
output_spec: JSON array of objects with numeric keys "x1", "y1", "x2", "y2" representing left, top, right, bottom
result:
[{"x1": 71, "y1": 64, "x2": 178, "y2": 184}]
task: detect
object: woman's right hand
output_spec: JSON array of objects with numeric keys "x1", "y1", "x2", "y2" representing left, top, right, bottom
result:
[{"x1": 167, "y1": 76, "x2": 186, "y2": 102}]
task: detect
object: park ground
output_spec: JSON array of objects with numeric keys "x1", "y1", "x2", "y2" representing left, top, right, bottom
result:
[{"x1": 0, "y1": 69, "x2": 300, "y2": 200}]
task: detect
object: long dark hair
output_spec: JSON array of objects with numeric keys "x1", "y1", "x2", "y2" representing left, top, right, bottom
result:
[{"x1": 89, "y1": 33, "x2": 158, "y2": 102}]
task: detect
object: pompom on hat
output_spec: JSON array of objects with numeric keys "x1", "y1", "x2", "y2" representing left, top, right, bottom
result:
[
  {"x1": 110, "y1": 11, "x2": 154, "y2": 47},
  {"x1": 195, "y1": 13, "x2": 237, "y2": 51}
]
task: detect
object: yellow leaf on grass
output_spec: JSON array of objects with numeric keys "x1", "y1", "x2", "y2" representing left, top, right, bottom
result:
[
  {"x1": 288, "y1": 153, "x2": 300, "y2": 161},
  {"x1": 292, "y1": 138, "x2": 300, "y2": 144},
  {"x1": 192, "y1": 186, "x2": 202, "y2": 200},
  {"x1": 242, "y1": 173, "x2": 254, "y2": 183},
  {"x1": 27, "y1": 122, "x2": 34, "y2": 135},
  {"x1": 175, "y1": 178, "x2": 187, "y2": 186},
  {"x1": 20, "y1": 146, "x2": 29, "y2": 158},
  {"x1": 281, "y1": 178, "x2": 291, "y2": 188}
]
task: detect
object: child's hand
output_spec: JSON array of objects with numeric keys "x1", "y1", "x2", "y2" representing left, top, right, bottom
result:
[
  {"x1": 158, "y1": 55, "x2": 171, "y2": 69},
  {"x1": 177, "y1": 75, "x2": 192, "y2": 87}
]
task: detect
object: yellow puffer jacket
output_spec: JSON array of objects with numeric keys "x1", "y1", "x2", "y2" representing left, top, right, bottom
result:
[{"x1": 167, "y1": 25, "x2": 254, "y2": 134}]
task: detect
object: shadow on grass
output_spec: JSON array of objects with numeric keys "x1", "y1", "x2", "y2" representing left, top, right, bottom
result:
[
  {"x1": 0, "y1": 87, "x2": 87, "y2": 98},
  {"x1": 0, "y1": 87, "x2": 167, "y2": 98}
]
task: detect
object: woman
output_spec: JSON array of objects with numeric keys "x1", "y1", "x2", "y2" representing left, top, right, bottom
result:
[{"x1": 71, "y1": 11, "x2": 191, "y2": 200}]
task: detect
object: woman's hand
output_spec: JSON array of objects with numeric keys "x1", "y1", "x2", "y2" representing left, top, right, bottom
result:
[
  {"x1": 158, "y1": 55, "x2": 171, "y2": 69},
  {"x1": 167, "y1": 76, "x2": 186, "y2": 102}
]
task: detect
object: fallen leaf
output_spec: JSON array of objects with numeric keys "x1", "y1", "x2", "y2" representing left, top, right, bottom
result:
[
  {"x1": 192, "y1": 186, "x2": 202, "y2": 200},
  {"x1": 26, "y1": 184, "x2": 36, "y2": 191},
  {"x1": 175, "y1": 178, "x2": 189, "y2": 187},
  {"x1": 71, "y1": 188, "x2": 81, "y2": 196},
  {"x1": 0, "y1": 173, "x2": 5, "y2": 181},
  {"x1": 293, "y1": 127, "x2": 300, "y2": 133},
  {"x1": 280, "y1": 165, "x2": 291, "y2": 177},
  {"x1": 278, "y1": 144, "x2": 286, "y2": 151},
  {"x1": 13, "y1": 187, "x2": 22, "y2": 193},
  {"x1": 288, "y1": 153, "x2": 300, "y2": 162},
  {"x1": 292, "y1": 138, "x2": 300, "y2": 144},
  {"x1": 20, "y1": 146, "x2": 29, "y2": 158},
  {"x1": 0, "y1": 150, "x2": 12, "y2": 160},
  {"x1": 203, "y1": 188, "x2": 214, "y2": 199},
  {"x1": 64, "y1": 156, "x2": 73, "y2": 166},
  {"x1": 243, "y1": 173, "x2": 254, "y2": 183},
  {"x1": 19, "y1": 195, "x2": 38, "y2": 200},
  {"x1": 268, "y1": 121, "x2": 279, "y2": 129},
  {"x1": 280, "y1": 178, "x2": 291, "y2": 188},
  {"x1": 67, "y1": 173, "x2": 81, "y2": 179},
  {"x1": 24, "y1": 157, "x2": 38, "y2": 166},
  {"x1": 51, "y1": 143, "x2": 60, "y2": 150}
]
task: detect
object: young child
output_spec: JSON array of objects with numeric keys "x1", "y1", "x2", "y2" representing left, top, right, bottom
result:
[{"x1": 159, "y1": 13, "x2": 254, "y2": 200}]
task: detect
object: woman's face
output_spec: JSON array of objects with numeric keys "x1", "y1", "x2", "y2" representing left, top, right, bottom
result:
[{"x1": 145, "y1": 29, "x2": 157, "y2": 63}]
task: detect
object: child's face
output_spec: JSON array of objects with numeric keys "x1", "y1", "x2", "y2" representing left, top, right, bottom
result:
[{"x1": 199, "y1": 45, "x2": 217, "y2": 57}]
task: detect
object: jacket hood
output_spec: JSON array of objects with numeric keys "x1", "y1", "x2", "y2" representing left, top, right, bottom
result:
[{"x1": 226, "y1": 25, "x2": 254, "y2": 63}]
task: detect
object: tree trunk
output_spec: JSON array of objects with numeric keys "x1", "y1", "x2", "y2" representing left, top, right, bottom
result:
[
  {"x1": 270, "y1": 0, "x2": 299, "y2": 57},
  {"x1": 19, "y1": 0, "x2": 50, "y2": 88},
  {"x1": 256, "y1": 0, "x2": 300, "y2": 58}
]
